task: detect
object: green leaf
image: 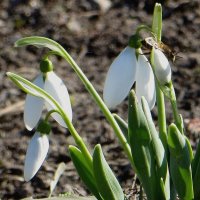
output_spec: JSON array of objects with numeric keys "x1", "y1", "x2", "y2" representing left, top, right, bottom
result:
[
  {"x1": 185, "y1": 136, "x2": 194, "y2": 163},
  {"x1": 192, "y1": 139, "x2": 200, "y2": 176},
  {"x1": 152, "y1": 3, "x2": 162, "y2": 41},
  {"x1": 168, "y1": 124, "x2": 194, "y2": 200},
  {"x1": 141, "y1": 97, "x2": 170, "y2": 200},
  {"x1": 193, "y1": 159, "x2": 200, "y2": 199},
  {"x1": 192, "y1": 140, "x2": 200, "y2": 199},
  {"x1": 113, "y1": 114, "x2": 128, "y2": 141},
  {"x1": 128, "y1": 90, "x2": 158, "y2": 200},
  {"x1": 93, "y1": 144, "x2": 124, "y2": 200},
  {"x1": 128, "y1": 90, "x2": 151, "y2": 141},
  {"x1": 69, "y1": 146, "x2": 102, "y2": 200}
]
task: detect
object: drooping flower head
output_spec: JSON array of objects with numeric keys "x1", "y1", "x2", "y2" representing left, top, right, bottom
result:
[
  {"x1": 103, "y1": 37, "x2": 156, "y2": 110},
  {"x1": 24, "y1": 59, "x2": 72, "y2": 130}
]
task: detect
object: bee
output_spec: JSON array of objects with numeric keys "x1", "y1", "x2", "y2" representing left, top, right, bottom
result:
[{"x1": 141, "y1": 37, "x2": 179, "y2": 62}]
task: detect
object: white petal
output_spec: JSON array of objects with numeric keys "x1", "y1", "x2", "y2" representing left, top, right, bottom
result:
[
  {"x1": 44, "y1": 72, "x2": 72, "y2": 128},
  {"x1": 136, "y1": 54, "x2": 156, "y2": 110},
  {"x1": 24, "y1": 74, "x2": 44, "y2": 130},
  {"x1": 24, "y1": 132, "x2": 49, "y2": 181},
  {"x1": 154, "y1": 49, "x2": 171, "y2": 85},
  {"x1": 103, "y1": 47, "x2": 137, "y2": 108}
]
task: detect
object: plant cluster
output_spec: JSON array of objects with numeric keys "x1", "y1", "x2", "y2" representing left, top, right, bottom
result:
[{"x1": 5, "y1": 3, "x2": 200, "y2": 200}]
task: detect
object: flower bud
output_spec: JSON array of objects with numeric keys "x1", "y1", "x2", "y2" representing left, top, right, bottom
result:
[{"x1": 153, "y1": 48, "x2": 171, "y2": 85}]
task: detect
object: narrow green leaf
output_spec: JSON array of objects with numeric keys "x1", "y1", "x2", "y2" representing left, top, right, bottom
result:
[
  {"x1": 113, "y1": 114, "x2": 128, "y2": 141},
  {"x1": 142, "y1": 97, "x2": 170, "y2": 200},
  {"x1": 93, "y1": 144, "x2": 124, "y2": 200},
  {"x1": 193, "y1": 158, "x2": 200, "y2": 199},
  {"x1": 152, "y1": 3, "x2": 162, "y2": 41},
  {"x1": 128, "y1": 90, "x2": 151, "y2": 141},
  {"x1": 185, "y1": 136, "x2": 194, "y2": 163},
  {"x1": 128, "y1": 90, "x2": 158, "y2": 200},
  {"x1": 69, "y1": 146, "x2": 102, "y2": 200},
  {"x1": 168, "y1": 124, "x2": 194, "y2": 200},
  {"x1": 192, "y1": 139, "x2": 200, "y2": 176},
  {"x1": 192, "y1": 139, "x2": 200, "y2": 199}
]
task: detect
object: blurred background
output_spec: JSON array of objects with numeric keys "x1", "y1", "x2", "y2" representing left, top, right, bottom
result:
[{"x1": 0, "y1": 0, "x2": 199, "y2": 198}]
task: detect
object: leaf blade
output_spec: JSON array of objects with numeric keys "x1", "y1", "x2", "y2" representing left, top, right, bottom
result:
[{"x1": 93, "y1": 144, "x2": 124, "y2": 200}]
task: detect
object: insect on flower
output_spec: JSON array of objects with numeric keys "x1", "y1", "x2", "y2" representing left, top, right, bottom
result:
[{"x1": 141, "y1": 37, "x2": 179, "y2": 62}]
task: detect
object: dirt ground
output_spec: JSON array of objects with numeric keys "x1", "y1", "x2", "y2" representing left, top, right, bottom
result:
[{"x1": 0, "y1": 0, "x2": 200, "y2": 199}]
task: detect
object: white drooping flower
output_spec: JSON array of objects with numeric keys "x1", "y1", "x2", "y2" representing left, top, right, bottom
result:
[
  {"x1": 24, "y1": 131, "x2": 49, "y2": 181},
  {"x1": 103, "y1": 47, "x2": 156, "y2": 110},
  {"x1": 153, "y1": 48, "x2": 172, "y2": 85},
  {"x1": 24, "y1": 60, "x2": 72, "y2": 131}
]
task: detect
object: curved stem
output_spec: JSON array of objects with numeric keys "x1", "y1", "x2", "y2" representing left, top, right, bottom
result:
[
  {"x1": 57, "y1": 44, "x2": 135, "y2": 170},
  {"x1": 44, "y1": 92, "x2": 93, "y2": 168},
  {"x1": 44, "y1": 109, "x2": 58, "y2": 121},
  {"x1": 8, "y1": 73, "x2": 93, "y2": 168}
]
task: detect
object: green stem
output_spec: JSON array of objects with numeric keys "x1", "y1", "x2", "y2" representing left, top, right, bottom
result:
[
  {"x1": 151, "y1": 3, "x2": 167, "y2": 150},
  {"x1": 56, "y1": 43, "x2": 134, "y2": 170},
  {"x1": 45, "y1": 109, "x2": 57, "y2": 121},
  {"x1": 45, "y1": 92, "x2": 93, "y2": 168}
]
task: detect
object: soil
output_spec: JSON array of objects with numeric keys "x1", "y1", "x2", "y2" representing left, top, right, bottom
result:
[{"x1": 0, "y1": 0, "x2": 200, "y2": 199}]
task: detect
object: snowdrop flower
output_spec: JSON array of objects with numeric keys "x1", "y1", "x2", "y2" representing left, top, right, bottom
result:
[
  {"x1": 24, "y1": 120, "x2": 50, "y2": 181},
  {"x1": 153, "y1": 48, "x2": 172, "y2": 85},
  {"x1": 103, "y1": 47, "x2": 156, "y2": 110},
  {"x1": 24, "y1": 59, "x2": 72, "y2": 130}
]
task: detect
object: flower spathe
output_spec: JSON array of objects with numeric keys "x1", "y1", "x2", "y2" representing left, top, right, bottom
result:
[
  {"x1": 24, "y1": 132, "x2": 49, "y2": 181},
  {"x1": 103, "y1": 46, "x2": 156, "y2": 110},
  {"x1": 24, "y1": 71, "x2": 72, "y2": 130}
]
